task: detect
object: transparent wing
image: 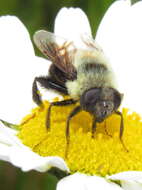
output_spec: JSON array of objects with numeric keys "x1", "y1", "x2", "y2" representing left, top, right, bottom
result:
[
  {"x1": 33, "y1": 30, "x2": 77, "y2": 80},
  {"x1": 81, "y1": 33, "x2": 104, "y2": 52}
]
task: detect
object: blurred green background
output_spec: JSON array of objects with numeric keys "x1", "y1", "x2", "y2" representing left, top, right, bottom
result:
[
  {"x1": 0, "y1": 0, "x2": 116, "y2": 38},
  {"x1": 0, "y1": 0, "x2": 120, "y2": 189}
]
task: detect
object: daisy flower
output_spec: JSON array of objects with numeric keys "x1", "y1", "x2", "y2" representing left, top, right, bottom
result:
[{"x1": 1, "y1": 0, "x2": 142, "y2": 189}]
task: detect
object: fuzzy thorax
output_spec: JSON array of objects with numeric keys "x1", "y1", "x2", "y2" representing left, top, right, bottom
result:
[{"x1": 66, "y1": 49, "x2": 117, "y2": 100}]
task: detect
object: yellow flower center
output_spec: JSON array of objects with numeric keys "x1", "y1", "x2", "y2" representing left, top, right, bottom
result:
[{"x1": 18, "y1": 98, "x2": 142, "y2": 176}]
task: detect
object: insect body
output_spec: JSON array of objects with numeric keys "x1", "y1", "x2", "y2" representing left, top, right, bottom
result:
[{"x1": 33, "y1": 30, "x2": 125, "y2": 156}]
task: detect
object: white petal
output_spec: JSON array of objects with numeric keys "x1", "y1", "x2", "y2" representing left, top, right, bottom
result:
[
  {"x1": 95, "y1": 0, "x2": 131, "y2": 92},
  {"x1": 0, "y1": 122, "x2": 69, "y2": 172},
  {"x1": 95, "y1": 0, "x2": 142, "y2": 113},
  {"x1": 108, "y1": 171, "x2": 142, "y2": 190},
  {"x1": 57, "y1": 173, "x2": 123, "y2": 190},
  {"x1": 9, "y1": 146, "x2": 69, "y2": 172},
  {"x1": 0, "y1": 16, "x2": 36, "y2": 123},
  {"x1": 0, "y1": 123, "x2": 20, "y2": 146},
  {"x1": 96, "y1": 0, "x2": 131, "y2": 54},
  {"x1": 121, "y1": 181, "x2": 142, "y2": 190},
  {"x1": 54, "y1": 7, "x2": 92, "y2": 47},
  {"x1": 108, "y1": 171, "x2": 142, "y2": 183},
  {"x1": 121, "y1": 1, "x2": 142, "y2": 113},
  {"x1": 34, "y1": 56, "x2": 51, "y2": 76},
  {"x1": 0, "y1": 144, "x2": 12, "y2": 162},
  {"x1": 96, "y1": 0, "x2": 131, "y2": 52}
]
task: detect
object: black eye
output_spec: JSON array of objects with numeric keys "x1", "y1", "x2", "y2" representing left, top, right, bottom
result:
[
  {"x1": 80, "y1": 88, "x2": 101, "y2": 111},
  {"x1": 113, "y1": 91, "x2": 122, "y2": 109}
]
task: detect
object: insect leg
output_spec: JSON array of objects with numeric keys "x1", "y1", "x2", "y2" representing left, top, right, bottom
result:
[
  {"x1": 32, "y1": 77, "x2": 42, "y2": 106},
  {"x1": 65, "y1": 106, "x2": 82, "y2": 158},
  {"x1": 115, "y1": 111, "x2": 129, "y2": 152},
  {"x1": 92, "y1": 116, "x2": 97, "y2": 138},
  {"x1": 32, "y1": 76, "x2": 68, "y2": 106},
  {"x1": 46, "y1": 99, "x2": 78, "y2": 130}
]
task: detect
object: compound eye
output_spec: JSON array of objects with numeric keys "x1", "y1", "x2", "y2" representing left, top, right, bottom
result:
[
  {"x1": 80, "y1": 88, "x2": 101, "y2": 112},
  {"x1": 113, "y1": 91, "x2": 122, "y2": 109},
  {"x1": 83, "y1": 88, "x2": 101, "y2": 104}
]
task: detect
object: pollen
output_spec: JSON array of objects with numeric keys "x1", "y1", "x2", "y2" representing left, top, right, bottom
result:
[{"x1": 18, "y1": 99, "x2": 142, "y2": 176}]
